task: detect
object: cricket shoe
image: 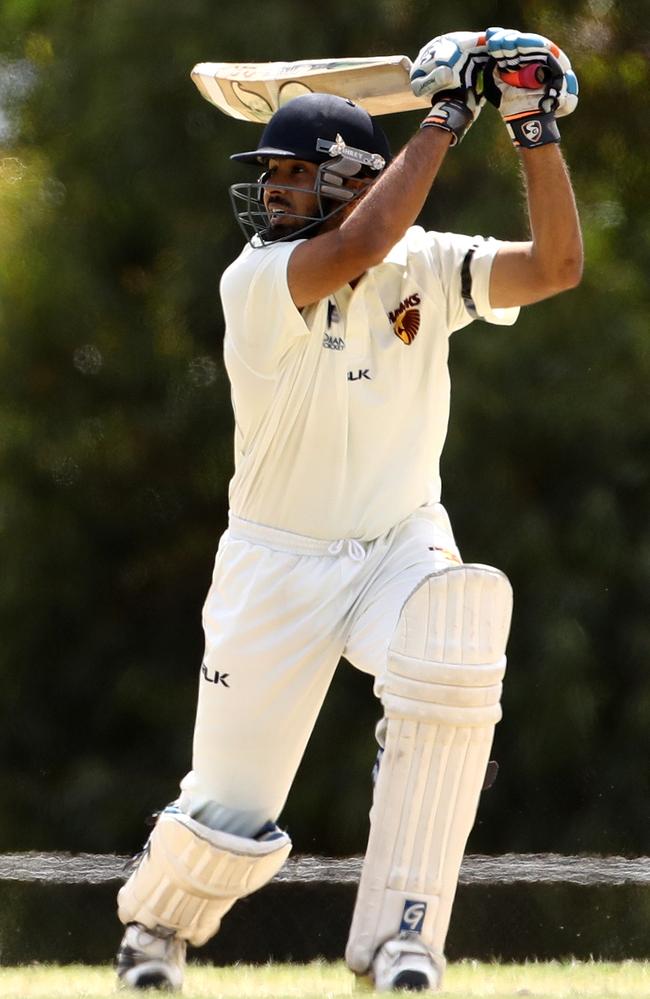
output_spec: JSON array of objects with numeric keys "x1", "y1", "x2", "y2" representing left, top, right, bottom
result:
[
  {"x1": 116, "y1": 922, "x2": 186, "y2": 990},
  {"x1": 370, "y1": 933, "x2": 443, "y2": 992}
]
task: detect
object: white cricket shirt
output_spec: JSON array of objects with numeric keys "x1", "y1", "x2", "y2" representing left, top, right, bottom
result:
[{"x1": 220, "y1": 226, "x2": 518, "y2": 541}]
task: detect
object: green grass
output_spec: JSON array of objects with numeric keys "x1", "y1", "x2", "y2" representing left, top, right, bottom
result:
[{"x1": 1, "y1": 960, "x2": 650, "y2": 999}]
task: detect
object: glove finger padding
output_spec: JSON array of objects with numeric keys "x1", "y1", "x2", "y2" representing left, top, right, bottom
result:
[
  {"x1": 411, "y1": 31, "x2": 490, "y2": 145},
  {"x1": 486, "y1": 27, "x2": 579, "y2": 118},
  {"x1": 485, "y1": 27, "x2": 578, "y2": 148},
  {"x1": 410, "y1": 31, "x2": 489, "y2": 102}
]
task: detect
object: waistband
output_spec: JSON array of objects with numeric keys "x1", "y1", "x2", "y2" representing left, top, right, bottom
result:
[{"x1": 227, "y1": 515, "x2": 367, "y2": 560}]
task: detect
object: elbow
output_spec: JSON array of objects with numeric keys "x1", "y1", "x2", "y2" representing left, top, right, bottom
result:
[
  {"x1": 340, "y1": 219, "x2": 406, "y2": 273},
  {"x1": 559, "y1": 251, "x2": 584, "y2": 290},
  {"x1": 540, "y1": 251, "x2": 584, "y2": 296},
  {"x1": 345, "y1": 233, "x2": 393, "y2": 272}
]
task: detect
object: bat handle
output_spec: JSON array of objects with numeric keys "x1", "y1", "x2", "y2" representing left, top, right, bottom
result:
[{"x1": 499, "y1": 62, "x2": 552, "y2": 89}]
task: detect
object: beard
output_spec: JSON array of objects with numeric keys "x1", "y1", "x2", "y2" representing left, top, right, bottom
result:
[{"x1": 262, "y1": 209, "x2": 327, "y2": 243}]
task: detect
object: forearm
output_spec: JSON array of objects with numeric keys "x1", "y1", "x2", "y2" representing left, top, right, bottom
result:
[
  {"x1": 490, "y1": 144, "x2": 583, "y2": 308},
  {"x1": 288, "y1": 126, "x2": 452, "y2": 308},
  {"x1": 521, "y1": 144, "x2": 583, "y2": 289},
  {"x1": 338, "y1": 126, "x2": 453, "y2": 263}
]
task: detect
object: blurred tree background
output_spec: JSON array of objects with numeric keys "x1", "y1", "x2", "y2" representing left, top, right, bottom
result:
[{"x1": 0, "y1": 0, "x2": 647, "y2": 866}]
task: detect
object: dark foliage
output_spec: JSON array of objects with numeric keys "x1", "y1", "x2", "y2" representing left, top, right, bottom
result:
[{"x1": 0, "y1": 0, "x2": 648, "y2": 857}]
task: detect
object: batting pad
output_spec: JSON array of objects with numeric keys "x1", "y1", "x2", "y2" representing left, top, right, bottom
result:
[
  {"x1": 118, "y1": 809, "x2": 291, "y2": 946},
  {"x1": 346, "y1": 564, "x2": 512, "y2": 976}
]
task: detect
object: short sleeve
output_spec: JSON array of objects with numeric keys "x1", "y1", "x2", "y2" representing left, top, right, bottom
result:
[
  {"x1": 418, "y1": 230, "x2": 520, "y2": 333},
  {"x1": 463, "y1": 237, "x2": 521, "y2": 328},
  {"x1": 220, "y1": 241, "x2": 310, "y2": 375}
]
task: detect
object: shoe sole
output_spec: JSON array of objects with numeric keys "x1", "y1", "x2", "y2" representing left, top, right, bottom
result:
[{"x1": 392, "y1": 969, "x2": 431, "y2": 990}]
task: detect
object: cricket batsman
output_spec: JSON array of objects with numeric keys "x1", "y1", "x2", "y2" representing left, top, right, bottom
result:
[{"x1": 115, "y1": 28, "x2": 582, "y2": 992}]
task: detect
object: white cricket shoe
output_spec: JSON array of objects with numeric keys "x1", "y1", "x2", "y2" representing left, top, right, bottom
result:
[
  {"x1": 371, "y1": 933, "x2": 443, "y2": 992},
  {"x1": 116, "y1": 922, "x2": 186, "y2": 990}
]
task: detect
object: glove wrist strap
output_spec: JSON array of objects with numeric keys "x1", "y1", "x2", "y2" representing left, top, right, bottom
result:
[
  {"x1": 504, "y1": 111, "x2": 560, "y2": 149},
  {"x1": 420, "y1": 97, "x2": 472, "y2": 147}
]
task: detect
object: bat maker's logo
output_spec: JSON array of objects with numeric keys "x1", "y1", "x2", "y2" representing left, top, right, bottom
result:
[{"x1": 388, "y1": 293, "x2": 421, "y2": 345}]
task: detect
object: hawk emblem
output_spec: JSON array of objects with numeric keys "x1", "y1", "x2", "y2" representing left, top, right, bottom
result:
[
  {"x1": 393, "y1": 307, "x2": 421, "y2": 345},
  {"x1": 388, "y1": 292, "x2": 422, "y2": 345}
]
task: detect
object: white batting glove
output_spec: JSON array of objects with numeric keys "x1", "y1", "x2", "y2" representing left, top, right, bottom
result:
[
  {"x1": 410, "y1": 31, "x2": 490, "y2": 145},
  {"x1": 485, "y1": 27, "x2": 579, "y2": 148}
]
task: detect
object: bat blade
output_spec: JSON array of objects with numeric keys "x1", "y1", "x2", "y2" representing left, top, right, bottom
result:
[{"x1": 191, "y1": 56, "x2": 431, "y2": 122}]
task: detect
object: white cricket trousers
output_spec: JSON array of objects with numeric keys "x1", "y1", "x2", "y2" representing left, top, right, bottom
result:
[{"x1": 178, "y1": 503, "x2": 461, "y2": 832}]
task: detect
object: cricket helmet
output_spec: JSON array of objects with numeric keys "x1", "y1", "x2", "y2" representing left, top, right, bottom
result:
[
  {"x1": 231, "y1": 92, "x2": 392, "y2": 166},
  {"x1": 229, "y1": 92, "x2": 392, "y2": 245}
]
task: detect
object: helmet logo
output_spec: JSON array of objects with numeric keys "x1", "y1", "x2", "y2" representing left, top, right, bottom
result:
[{"x1": 316, "y1": 134, "x2": 385, "y2": 172}]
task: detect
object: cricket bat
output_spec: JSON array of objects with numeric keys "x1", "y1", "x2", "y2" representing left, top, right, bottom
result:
[
  {"x1": 190, "y1": 56, "x2": 431, "y2": 122},
  {"x1": 190, "y1": 56, "x2": 550, "y2": 123}
]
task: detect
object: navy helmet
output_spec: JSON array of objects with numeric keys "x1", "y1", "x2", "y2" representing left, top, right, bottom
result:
[{"x1": 231, "y1": 92, "x2": 392, "y2": 168}]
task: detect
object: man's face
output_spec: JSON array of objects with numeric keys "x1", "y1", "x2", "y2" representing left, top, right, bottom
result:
[{"x1": 261, "y1": 158, "x2": 320, "y2": 237}]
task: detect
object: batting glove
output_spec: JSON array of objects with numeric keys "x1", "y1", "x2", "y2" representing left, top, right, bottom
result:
[
  {"x1": 485, "y1": 27, "x2": 579, "y2": 148},
  {"x1": 410, "y1": 31, "x2": 490, "y2": 145}
]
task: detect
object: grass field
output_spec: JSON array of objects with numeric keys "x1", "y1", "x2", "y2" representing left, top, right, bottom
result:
[{"x1": 1, "y1": 960, "x2": 650, "y2": 999}]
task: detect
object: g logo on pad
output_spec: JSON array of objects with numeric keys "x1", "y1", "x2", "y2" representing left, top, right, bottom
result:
[{"x1": 400, "y1": 899, "x2": 427, "y2": 933}]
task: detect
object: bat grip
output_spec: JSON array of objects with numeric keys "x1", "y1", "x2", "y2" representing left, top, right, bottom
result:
[{"x1": 499, "y1": 62, "x2": 551, "y2": 89}]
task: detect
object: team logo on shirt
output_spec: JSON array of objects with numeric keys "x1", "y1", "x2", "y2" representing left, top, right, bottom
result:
[{"x1": 388, "y1": 293, "x2": 421, "y2": 345}]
